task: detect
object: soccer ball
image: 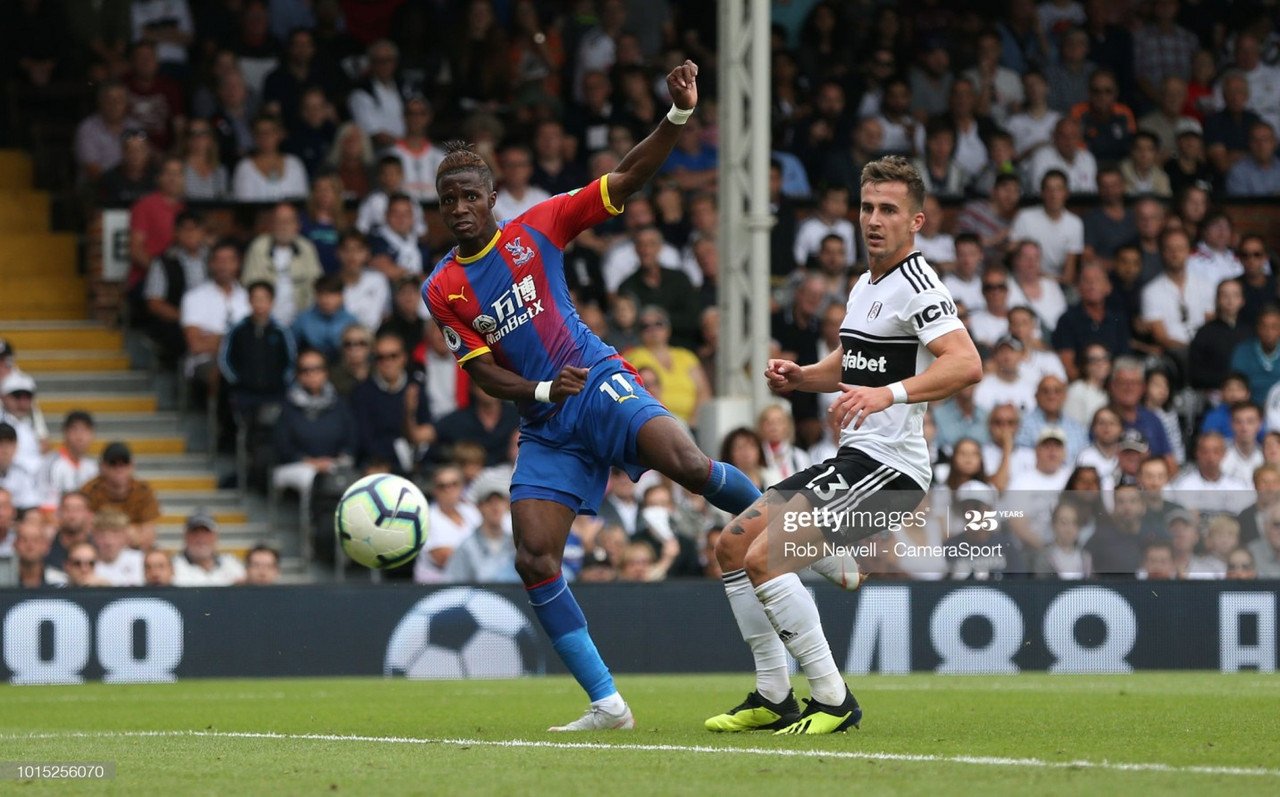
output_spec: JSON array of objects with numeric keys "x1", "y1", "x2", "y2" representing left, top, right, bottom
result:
[
  {"x1": 384, "y1": 588, "x2": 544, "y2": 678},
  {"x1": 335, "y1": 473, "x2": 429, "y2": 568}
]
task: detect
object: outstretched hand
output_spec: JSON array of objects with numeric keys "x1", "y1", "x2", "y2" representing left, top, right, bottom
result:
[
  {"x1": 667, "y1": 59, "x2": 699, "y2": 110},
  {"x1": 764, "y1": 359, "x2": 804, "y2": 395},
  {"x1": 551, "y1": 366, "x2": 589, "y2": 401}
]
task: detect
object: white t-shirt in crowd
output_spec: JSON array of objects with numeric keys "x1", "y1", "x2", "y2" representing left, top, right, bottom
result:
[{"x1": 1010, "y1": 206, "x2": 1084, "y2": 280}]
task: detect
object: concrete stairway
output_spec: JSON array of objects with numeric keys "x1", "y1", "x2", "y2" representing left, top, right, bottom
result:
[{"x1": 0, "y1": 150, "x2": 306, "y2": 580}]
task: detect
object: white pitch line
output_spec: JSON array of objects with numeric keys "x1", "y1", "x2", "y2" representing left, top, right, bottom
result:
[{"x1": 2, "y1": 729, "x2": 1277, "y2": 779}]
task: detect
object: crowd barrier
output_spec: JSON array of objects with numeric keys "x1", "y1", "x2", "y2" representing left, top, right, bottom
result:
[{"x1": 1, "y1": 581, "x2": 1274, "y2": 685}]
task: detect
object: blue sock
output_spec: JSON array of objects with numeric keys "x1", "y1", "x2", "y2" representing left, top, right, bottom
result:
[
  {"x1": 701, "y1": 459, "x2": 763, "y2": 515},
  {"x1": 526, "y1": 574, "x2": 616, "y2": 702}
]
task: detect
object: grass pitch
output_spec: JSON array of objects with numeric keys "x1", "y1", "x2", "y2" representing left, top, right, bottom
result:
[{"x1": 1, "y1": 673, "x2": 1277, "y2": 796}]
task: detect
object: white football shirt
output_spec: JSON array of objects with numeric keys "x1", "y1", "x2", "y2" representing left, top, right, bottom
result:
[{"x1": 837, "y1": 251, "x2": 967, "y2": 489}]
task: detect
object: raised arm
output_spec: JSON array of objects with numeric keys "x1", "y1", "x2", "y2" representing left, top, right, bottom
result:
[{"x1": 605, "y1": 60, "x2": 699, "y2": 203}]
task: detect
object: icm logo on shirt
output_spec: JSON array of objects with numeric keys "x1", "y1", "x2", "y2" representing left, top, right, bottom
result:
[
  {"x1": 912, "y1": 300, "x2": 956, "y2": 329},
  {"x1": 485, "y1": 276, "x2": 545, "y2": 344},
  {"x1": 442, "y1": 326, "x2": 463, "y2": 352},
  {"x1": 842, "y1": 350, "x2": 888, "y2": 373},
  {"x1": 473, "y1": 315, "x2": 498, "y2": 334}
]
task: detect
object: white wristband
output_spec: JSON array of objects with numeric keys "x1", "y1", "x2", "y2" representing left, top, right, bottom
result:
[
  {"x1": 666, "y1": 104, "x2": 695, "y2": 125},
  {"x1": 887, "y1": 381, "x2": 909, "y2": 405},
  {"x1": 534, "y1": 380, "x2": 554, "y2": 403}
]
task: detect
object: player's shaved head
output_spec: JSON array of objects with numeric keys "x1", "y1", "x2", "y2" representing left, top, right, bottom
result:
[{"x1": 436, "y1": 140, "x2": 495, "y2": 193}]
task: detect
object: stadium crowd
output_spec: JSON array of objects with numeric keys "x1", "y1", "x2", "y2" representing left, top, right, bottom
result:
[{"x1": 2, "y1": 0, "x2": 1280, "y2": 586}]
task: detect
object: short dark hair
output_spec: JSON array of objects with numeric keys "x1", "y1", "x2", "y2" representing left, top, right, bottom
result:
[
  {"x1": 63, "y1": 410, "x2": 94, "y2": 429},
  {"x1": 174, "y1": 210, "x2": 202, "y2": 228},
  {"x1": 246, "y1": 280, "x2": 275, "y2": 299},
  {"x1": 954, "y1": 232, "x2": 981, "y2": 248},
  {"x1": 386, "y1": 192, "x2": 415, "y2": 210},
  {"x1": 1230, "y1": 401, "x2": 1263, "y2": 419},
  {"x1": 1223, "y1": 372, "x2": 1251, "y2": 389},
  {"x1": 338, "y1": 230, "x2": 367, "y2": 247},
  {"x1": 247, "y1": 544, "x2": 280, "y2": 565},
  {"x1": 295, "y1": 346, "x2": 327, "y2": 364},
  {"x1": 378, "y1": 154, "x2": 403, "y2": 171},
  {"x1": 1041, "y1": 169, "x2": 1069, "y2": 190},
  {"x1": 210, "y1": 238, "x2": 242, "y2": 259},
  {"x1": 0, "y1": 423, "x2": 16, "y2": 443},
  {"x1": 315, "y1": 274, "x2": 344, "y2": 294},
  {"x1": 1133, "y1": 130, "x2": 1160, "y2": 149},
  {"x1": 993, "y1": 172, "x2": 1021, "y2": 190}
]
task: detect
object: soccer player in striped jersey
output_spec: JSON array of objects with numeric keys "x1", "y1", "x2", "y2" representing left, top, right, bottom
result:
[
  {"x1": 707, "y1": 157, "x2": 983, "y2": 735},
  {"x1": 424, "y1": 60, "x2": 766, "y2": 731}
]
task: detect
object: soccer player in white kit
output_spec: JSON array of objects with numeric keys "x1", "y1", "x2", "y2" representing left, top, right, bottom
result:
[{"x1": 707, "y1": 156, "x2": 984, "y2": 735}]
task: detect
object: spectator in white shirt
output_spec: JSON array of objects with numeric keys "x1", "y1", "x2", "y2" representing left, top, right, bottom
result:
[
  {"x1": 336, "y1": 232, "x2": 390, "y2": 332},
  {"x1": 793, "y1": 184, "x2": 857, "y2": 270},
  {"x1": 1142, "y1": 227, "x2": 1214, "y2": 355},
  {"x1": 392, "y1": 96, "x2": 446, "y2": 203},
  {"x1": 63, "y1": 541, "x2": 109, "y2": 587},
  {"x1": 356, "y1": 156, "x2": 427, "y2": 236},
  {"x1": 1008, "y1": 305, "x2": 1068, "y2": 384},
  {"x1": 1222, "y1": 402, "x2": 1265, "y2": 484},
  {"x1": 0, "y1": 424, "x2": 39, "y2": 510},
  {"x1": 414, "y1": 465, "x2": 481, "y2": 584},
  {"x1": 0, "y1": 373, "x2": 47, "y2": 478},
  {"x1": 916, "y1": 194, "x2": 956, "y2": 270},
  {"x1": 180, "y1": 240, "x2": 251, "y2": 380},
  {"x1": 1006, "y1": 70, "x2": 1060, "y2": 159},
  {"x1": 92, "y1": 509, "x2": 144, "y2": 586},
  {"x1": 348, "y1": 39, "x2": 407, "y2": 149},
  {"x1": 967, "y1": 266, "x2": 1014, "y2": 348},
  {"x1": 130, "y1": 0, "x2": 194, "y2": 71},
  {"x1": 1007, "y1": 241, "x2": 1068, "y2": 329},
  {"x1": 944, "y1": 233, "x2": 986, "y2": 312},
  {"x1": 232, "y1": 115, "x2": 309, "y2": 202},
  {"x1": 974, "y1": 336, "x2": 1038, "y2": 413},
  {"x1": 493, "y1": 143, "x2": 550, "y2": 221},
  {"x1": 1214, "y1": 33, "x2": 1280, "y2": 139},
  {"x1": 1024, "y1": 117, "x2": 1098, "y2": 195},
  {"x1": 38, "y1": 411, "x2": 99, "y2": 512},
  {"x1": 1006, "y1": 426, "x2": 1075, "y2": 550},
  {"x1": 981, "y1": 403, "x2": 1033, "y2": 492},
  {"x1": 1187, "y1": 211, "x2": 1243, "y2": 289},
  {"x1": 962, "y1": 30, "x2": 1024, "y2": 124},
  {"x1": 602, "y1": 222, "x2": 683, "y2": 295},
  {"x1": 1010, "y1": 170, "x2": 1084, "y2": 284},
  {"x1": 172, "y1": 511, "x2": 246, "y2": 586},
  {"x1": 1171, "y1": 432, "x2": 1253, "y2": 515}
]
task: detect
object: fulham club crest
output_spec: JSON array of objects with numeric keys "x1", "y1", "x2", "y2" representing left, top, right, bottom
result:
[{"x1": 867, "y1": 301, "x2": 882, "y2": 321}]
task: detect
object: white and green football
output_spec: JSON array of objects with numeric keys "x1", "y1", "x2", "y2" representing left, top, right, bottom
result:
[{"x1": 335, "y1": 474, "x2": 430, "y2": 569}]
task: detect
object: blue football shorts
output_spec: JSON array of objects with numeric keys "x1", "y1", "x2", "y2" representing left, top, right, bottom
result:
[{"x1": 511, "y1": 356, "x2": 673, "y2": 514}]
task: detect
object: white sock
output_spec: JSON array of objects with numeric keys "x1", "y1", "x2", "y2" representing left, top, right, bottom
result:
[
  {"x1": 754, "y1": 573, "x2": 846, "y2": 706},
  {"x1": 592, "y1": 691, "x2": 627, "y2": 714},
  {"x1": 722, "y1": 569, "x2": 791, "y2": 703}
]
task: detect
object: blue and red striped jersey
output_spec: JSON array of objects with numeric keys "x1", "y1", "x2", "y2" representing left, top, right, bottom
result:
[{"x1": 423, "y1": 176, "x2": 624, "y2": 422}]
